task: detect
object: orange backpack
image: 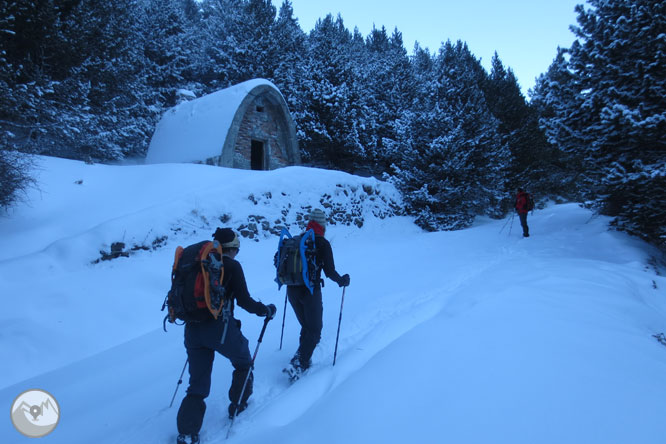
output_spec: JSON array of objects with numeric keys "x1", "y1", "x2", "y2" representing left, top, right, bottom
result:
[{"x1": 162, "y1": 240, "x2": 228, "y2": 329}]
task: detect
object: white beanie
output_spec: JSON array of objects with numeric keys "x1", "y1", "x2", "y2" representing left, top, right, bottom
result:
[{"x1": 309, "y1": 208, "x2": 327, "y2": 227}]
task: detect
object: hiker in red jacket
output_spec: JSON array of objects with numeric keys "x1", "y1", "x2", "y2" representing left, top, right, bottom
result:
[{"x1": 515, "y1": 188, "x2": 532, "y2": 237}]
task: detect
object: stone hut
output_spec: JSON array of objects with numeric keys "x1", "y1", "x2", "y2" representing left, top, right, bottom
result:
[{"x1": 145, "y1": 79, "x2": 300, "y2": 170}]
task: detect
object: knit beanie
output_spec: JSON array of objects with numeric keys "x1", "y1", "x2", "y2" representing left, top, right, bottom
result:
[
  {"x1": 309, "y1": 208, "x2": 327, "y2": 228},
  {"x1": 213, "y1": 227, "x2": 240, "y2": 249}
]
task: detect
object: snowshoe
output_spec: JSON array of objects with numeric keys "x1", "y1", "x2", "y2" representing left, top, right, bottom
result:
[
  {"x1": 283, "y1": 363, "x2": 304, "y2": 383},
  {"x1": 177, "y1": 433, "x2": 200, "y2": 444}
]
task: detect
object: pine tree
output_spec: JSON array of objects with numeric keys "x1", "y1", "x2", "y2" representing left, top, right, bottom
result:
[
  {"x1": 530, "y1": 49, "x2": 588, "y2": 201},
  {"x1": 272, "y1": 1, "x2": 311, "y2": 145},
  {"x1": 58, "y1": 0, "x2": 151, "y2": 160},
  {"x1": 300, "y1": 14, "x2": 365, "y2": 170},
  {"x1": 192, "y1": 0, "x2": 243, "y2": 91},
  {"x1": 483, "y1": 52, "x2": 571, "y2": 205},
  {"x1": 233, "y1": 0, "x2": 279, "y2": 80},
  {"x1": 194, "y1": 0, "x2": 280, "y2": 87},
  {"x1": 362, "y1": 26, "x2": 416, "y2": 174},
  {"x1": 142, "y1": 0, "x2": 201, "y2": 108},
  {"x1": 386, "y1": 41, "x2": 508, "y2": 230},
  {"x1": 0, "y1": 1, "x2": 76, "y2": 154},
  {"x1": 537, "y1": 0, "x2": 666, "y2": 248},
  {"x1": 530, "y1": 49, "x2": 580, "y2": 153}
]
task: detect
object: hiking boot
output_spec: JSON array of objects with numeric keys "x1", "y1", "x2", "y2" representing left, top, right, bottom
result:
[
  {"x1": 228, "y1": 402, "x2": 247, "y2": 419},
  {"x1": 177, "y1": 433, "x2": 200, "y2": 444}
]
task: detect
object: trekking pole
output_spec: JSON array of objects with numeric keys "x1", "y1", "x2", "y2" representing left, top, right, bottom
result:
[
  {"x1": 279, "y1": 291, "x2": 288, "y2": 350},
  {"x1": 508, "y1": 212, "x2": 515, "y2": 236},
  {"x1": 226, "y1": 316, "x2": 271, "y2": 439},
  {"x1": 499, "y1": 215, "x2": 511, "y2": 234},
  {"x1": 333, "y1": 286, "x2": 347, "y2": 366},
  {"x1": 169, "y1": 358, "x2": 188, "y2": 408}
]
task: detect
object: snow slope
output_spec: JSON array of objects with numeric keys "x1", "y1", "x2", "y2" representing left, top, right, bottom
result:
[{"x1": 1, "y1": 156, "x2": 665, "y2": 444}]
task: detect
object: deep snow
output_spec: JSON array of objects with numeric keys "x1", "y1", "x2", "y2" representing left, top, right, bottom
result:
[{"x1": 1, "y1": 156, "x2": 666, "y2": 444}]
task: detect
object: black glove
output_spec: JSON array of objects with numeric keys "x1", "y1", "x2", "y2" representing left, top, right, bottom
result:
[
  {"x1": 338, "y1": 274, "x2": 350, "y2": 287},
  {"x1": 264, "y1": 303, "x2": 277, "y2": 320}
]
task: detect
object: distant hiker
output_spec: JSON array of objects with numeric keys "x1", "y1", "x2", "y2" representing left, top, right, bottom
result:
[
  {"x1": 175, "y1": 228, "x2": 276, "y2": 444},
  {"x1": 283, "y1": 209, "x2": 350, "y2": 381},
  {"x1": 515, "y1": 188, "x2": 534, "y2": 237}
]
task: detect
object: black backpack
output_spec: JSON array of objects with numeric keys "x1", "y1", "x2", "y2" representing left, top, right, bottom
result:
[
  {"x1": 275, "y1": 228, "x2": 318, "y2": 295},
  {"x1": 161, "y1": 240, "x2": 230, "y2": 330}
]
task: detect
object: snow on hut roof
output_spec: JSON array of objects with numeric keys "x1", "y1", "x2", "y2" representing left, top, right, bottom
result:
[{"x1": 145, "y1": 78, "x2": 283, "y2": 164}]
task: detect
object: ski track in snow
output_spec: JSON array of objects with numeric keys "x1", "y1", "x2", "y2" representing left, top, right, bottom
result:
[{"x1": 102, "y1": 236, "x2": 512, "y2": 443}]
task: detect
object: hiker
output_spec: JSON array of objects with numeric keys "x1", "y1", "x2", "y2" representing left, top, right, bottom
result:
[
  {"x1": 515, "y1": 188, "x2": 532, "y2": 237},
  {"x1": 176, "y1": 228, "x2": 276, "y2": 444},
  {"x1": 284, "y1": 209, "x2": 350, "y2": 381}
]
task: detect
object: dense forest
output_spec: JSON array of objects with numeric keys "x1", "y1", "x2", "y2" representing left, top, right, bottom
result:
[{"x1": 1, "y1": 0, "x2": 664, "y2": 249}]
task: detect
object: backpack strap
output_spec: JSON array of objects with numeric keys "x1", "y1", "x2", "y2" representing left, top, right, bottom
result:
[
  {"x1": 171, "y1": 246, "x2": 184, "y2": 282},
  {"x1": 275, "y1": 228, "x2": 293, "y2": 290},
  {"x1": 163, "y1": 246, "x2": 185, "y2": 330},
  {"x1": 300, "y1": 229, "x2": 316, "y2": 295}
]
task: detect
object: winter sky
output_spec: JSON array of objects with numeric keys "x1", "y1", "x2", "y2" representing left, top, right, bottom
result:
[{"x1": 289, "y1": 0, "x2": 582, "y2": 96}]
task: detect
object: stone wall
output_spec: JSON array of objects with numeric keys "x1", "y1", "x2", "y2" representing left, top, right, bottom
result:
[{"x1": 233, "y1": 98, "x2": 290, "y2": 170}]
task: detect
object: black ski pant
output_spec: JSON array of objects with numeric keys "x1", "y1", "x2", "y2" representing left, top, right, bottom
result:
[
  {"x1": 177, "y1": 318, "x2": 252, "y2": 435},
  {"x1": 287, "y1": 285, "x2": 323, "y2": 369},
  {"x1": 519, "y1": 212, "x2": 529, "y2": 236}
]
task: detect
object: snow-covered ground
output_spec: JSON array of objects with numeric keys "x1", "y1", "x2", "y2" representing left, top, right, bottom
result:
[{"x1": 1, "y1": 156, "x2": 665, "y2": 444}]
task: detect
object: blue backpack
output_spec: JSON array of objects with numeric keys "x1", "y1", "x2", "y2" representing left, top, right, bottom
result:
[{"x1": 274, "y1": 228, "x2": 318, "y2": 294}]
